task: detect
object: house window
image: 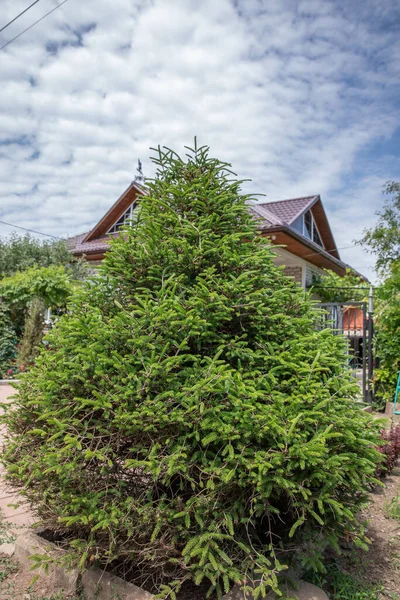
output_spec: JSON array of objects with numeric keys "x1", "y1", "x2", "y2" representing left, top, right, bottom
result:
[
  {"x1": 304, "y1": 211, "x2": 312, "y2": 239},
  {"x1": 303, "y1": 210, "x2": 323, "y2": 248},
  {"x1": 108, "y1": 203, "x2": 136, "y2": 234}
]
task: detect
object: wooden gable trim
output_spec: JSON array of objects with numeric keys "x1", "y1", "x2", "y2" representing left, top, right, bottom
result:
[
  {"x1": 84, "y1": 182, "x2": 146, "y2": 243},
  {"x1": 310, "y1": 198, "x2": 340, "y2": 260},
  {"x1": 284, "y1": 195, "x2": 340, "y2": 260}
]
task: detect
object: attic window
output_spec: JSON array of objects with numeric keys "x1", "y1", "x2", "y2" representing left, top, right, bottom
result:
[
  {"x1": 303, "y1": 210, "x2": 323, "y2": 248},
  {"x1": 108, "y1": 203, "x2": 136, "y2": 234}
]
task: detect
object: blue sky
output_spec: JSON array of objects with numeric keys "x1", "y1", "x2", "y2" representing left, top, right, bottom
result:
[{"x1": 0, "y1": 0, "x2": 399, "y2": 279}]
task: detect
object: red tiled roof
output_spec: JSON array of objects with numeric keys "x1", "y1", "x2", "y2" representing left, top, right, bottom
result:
[
  {"x1": 249, "y1": 203, "x2": 283, "y2": 228},
  {"x1": 67, "y1": 232, "x2": 111, "y2": 255}
]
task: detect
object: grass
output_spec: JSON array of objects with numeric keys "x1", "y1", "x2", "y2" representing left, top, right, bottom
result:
[
  {"x1": 305, "y1": 565, "x2": 384, "y2": 600},
  {"x1": 0, "y1": 555, "x2": 17, "y2": 583},
  {"x1": 385, "y1": 494, "x2": 400, "y2": 522}
]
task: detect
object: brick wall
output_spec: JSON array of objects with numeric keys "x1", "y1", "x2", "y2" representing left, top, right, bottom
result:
[{"x1": 283, "y1": 266, "x2": 303, "y2": 285}]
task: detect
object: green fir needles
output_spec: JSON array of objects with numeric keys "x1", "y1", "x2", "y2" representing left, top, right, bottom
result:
[{"x1": 2, "y1": 142, "x2": 382, "y2": 599}]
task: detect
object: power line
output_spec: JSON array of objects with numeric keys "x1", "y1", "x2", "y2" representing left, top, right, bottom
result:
[
  {"x1": 311, "y1": 285, "x2": 370, "y2": 291},
  {"x1": 0, "y1": 0, "x2": 42, "y2": 34},
  {"x1": 0, "y1": 0, "x2": 69, "y2": 51},
  {"x1": 0, "y1": 219, "x2": 62, "y2": 240},
  {"x1": 303, "y1": 244, "x2": 356, "y2": 258}
]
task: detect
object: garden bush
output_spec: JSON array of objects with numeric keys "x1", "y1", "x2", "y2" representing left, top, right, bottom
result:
[
  {"x1": 16, "y1": 298, "x2": 46, "y2": 369},
  {"x1": 0, "y1": 264, "x2": 75, "y2": 337},
  {"x1": 2, "y1": 143, "x2": 383, "y2": 599},
  {"x1": 375, "y1": 424, "x2": 400, "y2": 479},
  {"x1": 0, "y1": 303, "x2": 17, "y2": 378},
  {"x1": 372, "y1": 261, "x2": 400, "y2": 408}
]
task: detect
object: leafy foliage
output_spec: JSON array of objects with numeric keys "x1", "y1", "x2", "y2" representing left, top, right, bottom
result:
[
  {"x1": 306, "y1": 564, "x2": 383, "y2": 600},
  {"x1": 16, "y1": 298, "x2": 46, "y2": 368},
  {"x1": 2, "y1": 142, "x2": 383, "y2": 599},
  {"x1": 358, "y1": 181, "x2": 400, "y2": 275},
  {"x1": 372, "y1": 261, "x2": 400, "y2": 406},
  {"x1": 374, "y1": 423, "x2": 400, "y2": 479},
  {"x1": 311, "y1": 269, "x2": 368, "y2": 303},
  {"x1": 355, "y1": 183, "x2": 400, "y2": 408},
  {"x1": 0, "y1": 265, "x2": 75, "y2": 337},
  {"x1": 0, "y1": 233, "x2": 85, "y2": 280},
  {"x1": 0, "y1": 304, "x2": 17, "y2": 378},
  {"x1": 385, "y1": 494, "x2": 400, "y2": 522}
]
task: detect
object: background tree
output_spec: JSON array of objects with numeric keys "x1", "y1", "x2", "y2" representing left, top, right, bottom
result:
[
  {"x1": 2, "y1": 143, "x2": 382, "y2": 599},
  {"x1": 311, "y1": 269, "x2": 367, "y2": 303},
  {"x1": 0, "y1": 233, "x2": 87, "y2": 280},
  {"x1": 0, "y1": 303, "x2": 17, "y2": 378},
  {"x1": 372, "y1": 261, "x2": 400, "y2": 406},
  {"x1": 0, "y1": 265, "x2": 75, "y2": 337},
  {"x1": 0, "y1": 234, "x2": 86, "y2": 376},
  {"x1": 356, "y1": 181, "x2": 400, "y2": 407},
  {"x1": 358, "y1": 181, "x2": 400, "y2": 275}
]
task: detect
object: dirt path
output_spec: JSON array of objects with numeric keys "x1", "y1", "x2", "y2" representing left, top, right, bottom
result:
[
  {"x1": 333, "y1": 464, "x2": 400, "y2": 597},
  {"x1": 0, "y1": 385, "x2": 34, "y2": 535}
]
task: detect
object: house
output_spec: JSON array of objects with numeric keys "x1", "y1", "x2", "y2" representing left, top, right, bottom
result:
[{"x1": 69, "y1": 182, "x2": 357, "y2": 289}]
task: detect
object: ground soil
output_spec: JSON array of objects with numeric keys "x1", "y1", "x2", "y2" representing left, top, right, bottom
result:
[
  {"x1": 0, "y1": 561, "x2": 72, "y2": 600},
  {"x1": 332, "y1": 464, "x2": 400, "y2": 599}
]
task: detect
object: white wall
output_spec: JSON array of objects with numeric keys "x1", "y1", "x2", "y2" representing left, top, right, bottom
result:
[{"x1": 271, "y1": 247, "x2": 325, "y2": 288}]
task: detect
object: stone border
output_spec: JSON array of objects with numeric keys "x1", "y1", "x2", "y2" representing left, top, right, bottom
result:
[
  {"x1": 0, "y1": 380, "x2": 19, "y2": 385},
  {"x1": 11, "y1": 531, "x2": 328, "y2": 599},
  {"x1": 13, "y1": 531, "x2": 154, "y2": 599}
]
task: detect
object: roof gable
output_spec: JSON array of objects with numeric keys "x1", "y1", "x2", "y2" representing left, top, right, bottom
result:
[
  {"x1": 84, "y1": 181, "x2": 145, "y2": 242},
  {"x1": 74, "y1": 186, "x2": 340, "y2": 265},
  {"x1": 253, "y1": 195, "x2": 340, "y2": 260}
]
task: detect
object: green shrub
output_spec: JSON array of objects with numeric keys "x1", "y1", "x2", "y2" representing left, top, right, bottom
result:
[
  {"x1": 0, "y1": 264, "x2": 75, "y2": 337},
  {"x1": 305, "y1": 564, "x2": 383, "y2": 600},
  {"x1": 310, "y1": 269, "x2": 367, "y2": 302},
  {"x1": 2, "y1": 142, "x2": 383, "y2": 599},
  {"x1": 373, "y1": 261, "x2": 400, "y2": 408},
  {"x1": 385, "y1": 494, "x2": 400, "y2": 522},
  {"x1": 16, "y1": 298, "x2": 46, "y2": 369},
  {"x1": 0, "y1": 303, "x2": 17, "y2": 378}
]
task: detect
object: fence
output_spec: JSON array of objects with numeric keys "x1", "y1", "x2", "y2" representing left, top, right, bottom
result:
[{"x1": 317, "y1": 301, "x2": 374, "y2": 403}]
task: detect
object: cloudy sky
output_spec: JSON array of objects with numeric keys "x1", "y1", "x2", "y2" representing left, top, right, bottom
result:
[{"x1": 1, "y1": 0, "x2": 399, "y2": 279}]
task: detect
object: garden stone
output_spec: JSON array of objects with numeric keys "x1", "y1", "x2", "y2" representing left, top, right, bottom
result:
[
  {"x1": 82, "y1": 567, "x2": 154, "y2": 600},
  {"x1": 0, "y1": 542, "x2": 15, "y2": 556},
  {"x1": 14, "y1": 531, "x2": 79, "y2": 595},
  {"x1": 385, "y1": 402, "x2": 394, "y2": 415}
]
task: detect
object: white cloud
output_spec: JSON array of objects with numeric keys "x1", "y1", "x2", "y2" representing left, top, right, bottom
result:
[{"x1": 0, "y1": 0, "x2": 399, "y2": 281}]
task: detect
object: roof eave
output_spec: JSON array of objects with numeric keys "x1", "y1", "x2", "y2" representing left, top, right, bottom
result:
[{"x1": 261, "y1": 224, "x2": 363, "y2": 277}]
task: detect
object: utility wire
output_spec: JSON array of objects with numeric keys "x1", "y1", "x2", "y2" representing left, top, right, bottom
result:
[
  {"x1": 0, "y1": 0, "x2": 69, "y2": 51},
  {"x1": 0, "y1": 0, "x2": 42, "y2": 34},
  {"x1": 310, "y1": 285, "x2": 370, "y2": 290},
  {"x1": 0, "y1": 219, "x2": 62, "y2": 240},
  {"x1": 303, "y1": 244, "x2": 356, "y2": 258}
]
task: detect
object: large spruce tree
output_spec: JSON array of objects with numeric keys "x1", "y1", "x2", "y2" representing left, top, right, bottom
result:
[{"x1": 2, "y1": 143, "x2": 381, "y2": 599}]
